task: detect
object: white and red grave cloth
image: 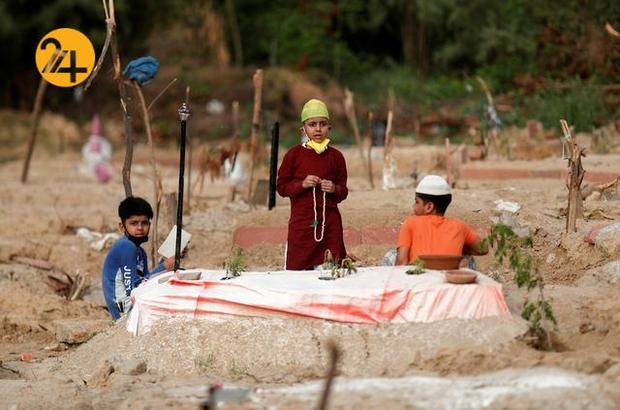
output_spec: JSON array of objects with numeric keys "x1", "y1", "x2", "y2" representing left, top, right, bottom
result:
[{"x1": 127, "y1": 267, "x2": 510, "y2": 335}]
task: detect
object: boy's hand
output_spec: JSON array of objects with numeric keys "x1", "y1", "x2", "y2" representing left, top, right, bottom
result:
[
  {"x1": 162, "y1": 247, "x2": 189, "y2": 271},
  {"x1": 302, "y1": 175, "x2": 321, "y2": 188},
  {"x1": 163, "y1": 257, "x2": 175, "y2": 271},
  {"x1": 320, "y1": 179, "x2": 335, "y2": 193}
]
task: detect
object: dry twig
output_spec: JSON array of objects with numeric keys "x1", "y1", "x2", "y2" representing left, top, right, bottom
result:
[
  {"x1": 581, "y1": 177, "x2": 620, "y2": 200},
  {"x1": 46, "y1": 271, "x2": 89, "y2": 301}
]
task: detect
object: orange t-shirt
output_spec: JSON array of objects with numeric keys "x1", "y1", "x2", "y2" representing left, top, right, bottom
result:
[{"x1": 397, "y1": 214, "x2": 478, "y2": 262}]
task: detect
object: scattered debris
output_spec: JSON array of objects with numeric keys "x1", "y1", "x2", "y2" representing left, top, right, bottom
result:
[
  {"x1": 20, "y1": 353, "x2": 33, "y2": 362},
  {"x1": 10, "y1": 256, "x2": 53, "y2": 271},
  {"x1": 494, "y1": 199, "x2": 521, "y2": 214},
  {"x1": 76, "y1": 228, "x2": 120, "y2": 251},
  {"x1": 203, "y1": 383, "x2": 251, "y2": 409},
  {"x1": 45, "y1": 271, "x2": 89, "y2": 301}
]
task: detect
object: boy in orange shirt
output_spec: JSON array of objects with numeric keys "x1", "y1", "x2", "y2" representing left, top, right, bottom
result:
[{"x1": 395, "y1": 175, "x2": 488, "y2": 265}]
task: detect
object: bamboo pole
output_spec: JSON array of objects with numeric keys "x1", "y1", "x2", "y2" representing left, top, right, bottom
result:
[{"x1": 246, "y1": 69, "x2": 263, "y2": 200}]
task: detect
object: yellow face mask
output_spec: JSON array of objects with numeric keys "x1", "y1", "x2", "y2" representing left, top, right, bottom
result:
[{"x1": 306, "y1": 138, "x2": 330, "y2": 154}]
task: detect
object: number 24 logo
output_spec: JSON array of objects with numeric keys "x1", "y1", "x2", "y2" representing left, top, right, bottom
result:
[{"x1": 40, "y1": 37, "x2": 88, "y2": 83}]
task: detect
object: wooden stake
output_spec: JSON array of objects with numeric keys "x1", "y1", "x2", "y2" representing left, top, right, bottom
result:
[
  {"x1": 343, "y1": 89, "x2": 371, "y2": 187},
  {"x1": 475, "y1": 75, "x2": 501, "y2": 159},
  {"x1": 560, "y1": 119, "x2": 586, "y2": 233},
  {"x1": 382, "y1": 110, "x2": 395, "y2": 190},
  {"x1": 445, "y1": 137, "x2": 452, "y2": 186},
  {"x1": 21, "y1": 77, "x2": 48, "y2": 183},
  {"x1": 246, "y1": 69, "x2": 263, "y2": 200},
  {"x1": 132, "y1": 82, "x2": 163, "y2": 265},
  {"x1": 226, "y1": 0, "x2": 243, "y2": 67},
  {"x1": 232, "y1": 100, "x2": 240, "y2": 138},
  {"x1": 365, "y1": 111, "x2": 375, "y2": 189}
]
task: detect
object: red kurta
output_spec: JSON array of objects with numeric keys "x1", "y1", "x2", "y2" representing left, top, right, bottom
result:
[{"x1": 276, "y1": 144, "x2": 348, "y2": 270}]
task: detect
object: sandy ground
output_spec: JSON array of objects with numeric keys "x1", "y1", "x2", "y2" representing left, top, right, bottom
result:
[{"x1": 1, "y1": 140, "x2": 620, "y2": 409}]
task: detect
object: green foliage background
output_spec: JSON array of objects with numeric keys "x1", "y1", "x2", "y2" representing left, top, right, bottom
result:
[{"x1": 1, "y1": 0, "x2": 619, "y2": 133}]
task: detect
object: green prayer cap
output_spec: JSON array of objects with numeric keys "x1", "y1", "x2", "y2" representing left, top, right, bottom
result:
[{"x1": 301, "y1": 99, "x2": 330, "y2": 123}]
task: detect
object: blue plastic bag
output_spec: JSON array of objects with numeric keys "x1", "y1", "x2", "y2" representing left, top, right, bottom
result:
[{"x1": 123, "y1": 56, "x2": 159, "y2": 86}]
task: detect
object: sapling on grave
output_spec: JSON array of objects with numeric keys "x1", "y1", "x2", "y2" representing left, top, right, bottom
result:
[
  {"x1": 319, "y1": 249, "x2": 337, "y2": 280},
  {"x1": 339, "y1": 257, "x2": 357, "y2": 277},
  {"x1": 483, "y1": 223, "x2": 557, "y2": 350},
  {"x1": 222, "y1": 247, "x2": 247, "y2": 279},
  {"x1": 318, "y1": 251, "x2": 357, "y2": 280},
  {"x1": 406, "y1": 258, "x2": 425, "y2": 275}
]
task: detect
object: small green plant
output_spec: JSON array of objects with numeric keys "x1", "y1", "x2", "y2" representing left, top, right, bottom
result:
[
  {"x1": 337, "y1": 257, "x2": 357, "y2": 278},
  {"x1": 483, "y1": 223, "x2": 557, "y2": 350},
  {"x1": 322, "y1": 249, "x2": 335, "y2": 271},
  {"x1": 195, "y1": 353, "x2": 216, "y2": 373},
  {"x1": 223, "y1": 247, "x2": 247, "y2": 279},
  {"x1": 319, "y1": 251, "x2": 357, "y2": 279},
  {"x1": 406, "y1": 258, "x2": 425, "y2": 275}
]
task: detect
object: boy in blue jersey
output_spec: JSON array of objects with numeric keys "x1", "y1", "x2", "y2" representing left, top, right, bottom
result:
[{"x1": 102, "y1": 197, "x2": 175, "y2": 320}]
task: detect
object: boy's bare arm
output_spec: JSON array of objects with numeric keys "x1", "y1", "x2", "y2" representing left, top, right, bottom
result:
[
  {"x1": 463, "y1": 240, "x2": 489, "y2": 256},
  {"x1": 395, "y1": 247, "x2": 410, "y2": 265}
]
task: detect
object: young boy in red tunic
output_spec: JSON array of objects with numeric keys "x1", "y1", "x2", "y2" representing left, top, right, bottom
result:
[
  {"x1": 395, "y1": 175, "x2": 488, "y2": 265},
  {"x1": 276, "y1": 99, "x2": 348, "y2": 270}
]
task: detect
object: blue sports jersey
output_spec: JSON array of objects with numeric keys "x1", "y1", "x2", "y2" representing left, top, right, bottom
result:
[{"x1": 101, "y1": 236, "x2": 163, "y2": 320}]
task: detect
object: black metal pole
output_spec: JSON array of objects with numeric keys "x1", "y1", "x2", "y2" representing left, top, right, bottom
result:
[
  {"x1": 175, "y1": 103, "x2": 190, "y2": 270},
  {"x1": 268, "y1": 121, "x2": 279, "y2": 210}
]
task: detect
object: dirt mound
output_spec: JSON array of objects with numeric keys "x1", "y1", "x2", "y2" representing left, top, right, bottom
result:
[{"x1": 53, "y1": 315, "x2": 526, "y2": 384}]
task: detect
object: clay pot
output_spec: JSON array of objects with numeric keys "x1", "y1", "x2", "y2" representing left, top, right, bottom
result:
[
  {"x1": 418, "y1": 255, "x2": 463, "y2": 270},
  {"x1": 445, "y1": 270, "x2": 477, "y2": 284}
]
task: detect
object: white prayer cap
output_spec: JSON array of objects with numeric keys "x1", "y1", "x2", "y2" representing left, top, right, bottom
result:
[{"x1": 416, "y1": 175, "x2": 451, "y2": 196}]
